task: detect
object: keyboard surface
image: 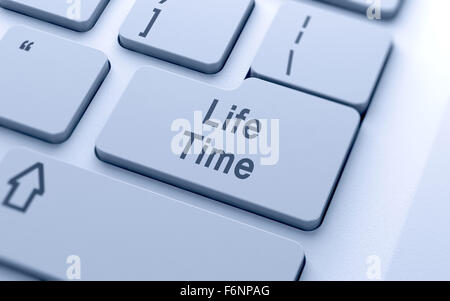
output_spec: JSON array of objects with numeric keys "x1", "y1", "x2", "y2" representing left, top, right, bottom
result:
[
  {"x1": 0, "y1": 0, "x2": 449, "y2": 281},
  {"x1": 387, "y1": 99, "x2": 450, "y2": 280}
]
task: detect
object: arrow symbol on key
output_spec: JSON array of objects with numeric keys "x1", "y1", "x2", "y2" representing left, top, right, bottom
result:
[{"x1": 2, "y1": 163, "x2": 45, "y2": 213}]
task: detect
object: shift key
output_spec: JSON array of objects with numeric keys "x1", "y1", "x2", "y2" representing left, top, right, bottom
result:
[
  {"x1": 0, "y1": 148, "x2": 304, "y2": 280},
  {"x1": 96, "y1": 67, "x2": 360, "y2": 230}
]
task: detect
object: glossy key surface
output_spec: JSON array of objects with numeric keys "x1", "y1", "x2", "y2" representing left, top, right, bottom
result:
[
  {"x1": 251, "y1": 2, "x2": 392, "y2": 113},
  {"x1": 119, "y1": 0, "x2": 254, "y2": 73},
  {"x1": 0, "y1": 26, "x2": 109, "y2": 143},
  {"x1": 0, "y1": 0, "x2": 109, "y2": 31},
  {"x1": 96, "y1": 67, "x2": 360, "y2": 230},
  {"x1": 0, "y1": 148, "x2": 305, "y2": 280}
]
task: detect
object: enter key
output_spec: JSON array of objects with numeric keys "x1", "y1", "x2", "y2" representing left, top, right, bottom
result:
[{"x1": 96, "y1": 67, "x2": 360, "y2": 230}]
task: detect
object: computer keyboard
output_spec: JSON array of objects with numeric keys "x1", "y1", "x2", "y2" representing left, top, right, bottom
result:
[{"x1": 0, "y1": 0, "x2": 398, "y2": 280}]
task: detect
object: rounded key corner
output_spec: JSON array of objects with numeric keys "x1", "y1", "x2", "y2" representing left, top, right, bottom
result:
[
  {"x1": 3, "y1": 122, "x2": 71, "y2": 144},
  {"x1": 381, "y1": 0, "x2": 404, "y2": 20},
  {"x1": 285, "y1": 239, "x2": 307, "y2": 260},
  {"x1": 385, "y1": 10, "x2": 401, "y2": 20},
  {"x1": 291, "y1": 207, "x2": 329, "y2": 231},
  {"x1": 104, "y1": 58, "x2": 112, "y2": 72},
  {"x1": 282, "y1": 242, "x2": 306, "y2": 281},
  {"x1": 298, "y1": 218, "x2": 323, "y2": 232},
  {"x1": 94, "y1": 141, "x2": 118, "y2": 165},
  {"x1": 72, "y1": 1, "x2": 110, "y2": 32},
  {"x1": 41, "y1": 118, "x2": 87, "y2": 144},
  {"x1": 330, "y1": 96, "x2": 365, "y2": 119},
  {"x1": 117, "y1": 30, "x2": 129, "y2": 47},
  {"x1": 196, "y1": 41, "x2": 238, "y2": 74},
  {"x1": 131, "y1": 65, "x2": 158, "y2": 80},
  {"x1": 117, "y1": 27, "x2": 146, "y2": 51},
  {"x1": 63, "y1": 12, "x2": 102, "y2": 32},
  {"x1": 94, "y1": 143, "x2": 108, "y2": 161},
  {"x1": 97, "y1": 51, "x2": 111, "y2": 69},
  {"x1": 70, "y1": 18, "x2": 98, "y2": 33},
  {"x1": 42, "y1": 128, "x2": 73, "y2": 144},
  {"x1": 197, "y1": 57, "x2": 227, "y2": 75},
  {"x1": 378, "y1": 10, "x2": 399, "y2": 21},
  {"x1": 271, "y1": 207, "x2": 325, "y2": 231}
]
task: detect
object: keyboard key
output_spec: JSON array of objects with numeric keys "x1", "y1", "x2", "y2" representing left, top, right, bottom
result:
[
  {"x1": 251, "y1": 2, "x2": 392, "y2": 113},
  {"x1": 96, "y1": 67, "x2": 360, "y2": 230},
  {"x1": 0, "y1": 148, "x2": 305, "y2": 280},
  {"x1": 0, "y1": 26, "x2": 109, "y2": 143},
  {"x1": 315, "y1": 0, "x2": 402, "y2": 19},
  {"x1": 0, "y1": 0, "x2": 109, "y2": 31},
  {"x1": 119, "y1": 0, "x2": 254, "y2": 74}
]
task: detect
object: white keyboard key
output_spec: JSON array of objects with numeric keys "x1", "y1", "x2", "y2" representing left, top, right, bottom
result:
[
  {"x1": 0, "y1": 0, "x2": 109, "y2": 31},
  {"x1": 251, "y1": 2, "x2": 392, "y2": 113},
  {"x1": 0, "y1": 148, "x2": 305, "y2": 280},
  {"x1": 0, "y1": 26, "x2": 109, "y2": 143},
  {"x1": 119, "y1": 0, "x2": 254, "y2": 73},
  {"x1": 96, "y1": 67, "x2": 360, "y2": 230},
  {"x1": 316, "y1": 0, "x2": 402, "y2": 19}
]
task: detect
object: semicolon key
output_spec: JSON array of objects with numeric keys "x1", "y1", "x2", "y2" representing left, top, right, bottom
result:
[
  {"x1": 96, "y1": 67, "x2": 360, "y2": 230},
  {"x1": 0, "y1": 26, "x2": 109, "y2": 143},
  {"x1": 0, "y1": 148, "x2": 305, "y2": 280}
]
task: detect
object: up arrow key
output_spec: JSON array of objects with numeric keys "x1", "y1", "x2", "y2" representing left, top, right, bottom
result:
[{"x1": 2, "y1": 163, "x2": 45, "y2": 213}]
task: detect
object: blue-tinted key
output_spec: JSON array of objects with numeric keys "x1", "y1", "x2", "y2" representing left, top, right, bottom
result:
[
  {"x1": 0, "y1": 26, "x2": 109, "y2": 143},
  {"x1": 0, "y1": 148, "x2": 305, "y2": 280},
  {"x1": 96, "y1": 67, "x2": 360, "y2": 230},
  {"x1": 0, "y1": 0, "x2": 109, "y2": 31},
  {"x1": 119, "y1": 0, "x2": 254, "y2": 73},
  {"x1": 251, "y1": 2, "x2": 392, "y2": 113}
]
